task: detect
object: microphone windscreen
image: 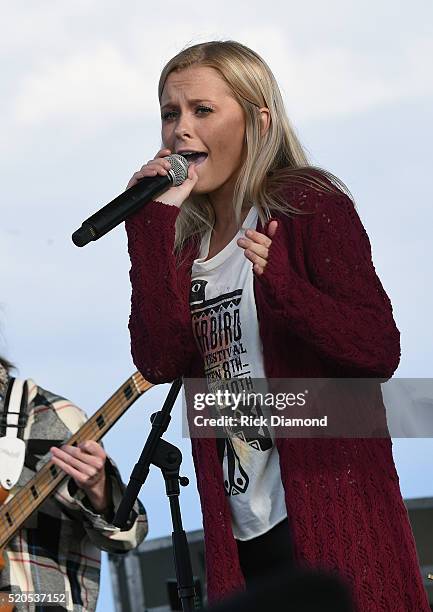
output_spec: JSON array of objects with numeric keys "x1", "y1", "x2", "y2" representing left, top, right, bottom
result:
[{"x1": 165, "y1": 153, "x2": 189, "y2": 186}]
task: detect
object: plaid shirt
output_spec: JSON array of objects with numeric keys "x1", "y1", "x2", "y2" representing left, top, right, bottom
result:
[{"x1": 0, "y1": 373, "x2": 148, "y2": 611}]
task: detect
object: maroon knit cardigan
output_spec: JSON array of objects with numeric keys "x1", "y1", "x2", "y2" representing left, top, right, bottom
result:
[{"x1": 125, "y1": 182, "x2": 429, "y2": 612}]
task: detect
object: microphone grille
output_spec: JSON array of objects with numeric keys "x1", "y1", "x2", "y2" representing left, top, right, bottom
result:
[{"x1": 165, "y1": 154, "x2": 189, "y2": 186}]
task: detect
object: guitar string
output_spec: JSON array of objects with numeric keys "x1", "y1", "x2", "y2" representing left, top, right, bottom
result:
[{"x1": 1, "y1": 377, "x2": 152, "y2": 546}]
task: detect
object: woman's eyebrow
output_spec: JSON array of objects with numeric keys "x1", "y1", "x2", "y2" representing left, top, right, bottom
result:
[{"x1": 160, "y1": 98, "x2": 217, "y2": 110}]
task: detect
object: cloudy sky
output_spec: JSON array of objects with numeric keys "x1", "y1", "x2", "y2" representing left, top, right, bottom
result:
[{"x1": 1, "y1": 1, "x2": 432, "y2": 610}]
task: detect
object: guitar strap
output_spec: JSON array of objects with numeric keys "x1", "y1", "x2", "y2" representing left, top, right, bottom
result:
[{"x1": 0, "y1": 377, "x2": 28, "y2": 490}]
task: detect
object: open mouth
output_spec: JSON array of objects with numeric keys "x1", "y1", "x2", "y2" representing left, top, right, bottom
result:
[{"x1": 181, "y1": 152, "x2": 208, "y2": 166}]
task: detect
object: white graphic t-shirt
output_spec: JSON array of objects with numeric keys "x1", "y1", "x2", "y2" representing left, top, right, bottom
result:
[{"x1": 190, "y1": 206, "x2": 287, "y2": 541}]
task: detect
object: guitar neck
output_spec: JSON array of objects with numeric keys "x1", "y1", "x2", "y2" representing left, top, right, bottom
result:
[{"x1": 0, "y1": 372, "x2": 153, "y2": 550}]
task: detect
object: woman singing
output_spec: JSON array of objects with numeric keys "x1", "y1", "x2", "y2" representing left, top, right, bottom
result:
[{"x1": 125, "y1": 40, "x2": 429, "y2": 611}]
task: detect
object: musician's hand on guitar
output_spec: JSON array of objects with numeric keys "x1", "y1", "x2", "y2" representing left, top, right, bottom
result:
[{"x1": 51, "y1": 441, "x2": 110, "y2": 514}]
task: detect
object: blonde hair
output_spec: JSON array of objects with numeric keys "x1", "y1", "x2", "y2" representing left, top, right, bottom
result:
[{"x1": 158, "y1": 40, "x2": 353, "y2": 254}]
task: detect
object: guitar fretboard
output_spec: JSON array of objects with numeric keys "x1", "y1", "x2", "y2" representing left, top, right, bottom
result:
[{"x1": 0, "y1": 372, "x2": 152, "y2": 549}]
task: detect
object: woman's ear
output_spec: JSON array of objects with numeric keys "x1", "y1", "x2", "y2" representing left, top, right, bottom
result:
[{"x1": 259, "y1": 107, "x2": 271, "y2": 136}]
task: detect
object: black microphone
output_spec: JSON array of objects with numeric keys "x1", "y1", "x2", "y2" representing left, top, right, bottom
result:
[{"x1": 71, "y1": 154, "x2": 189, "y2": 247}]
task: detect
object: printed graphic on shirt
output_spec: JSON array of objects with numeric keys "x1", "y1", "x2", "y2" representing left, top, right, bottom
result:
[{"x1": 190, "y1": 279, "x2": 272, "y2": 496}]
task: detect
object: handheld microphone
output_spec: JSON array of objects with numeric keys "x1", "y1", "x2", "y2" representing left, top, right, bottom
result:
[{"x1": 71, "y1": 154, "x2": 189, "y2": 247}]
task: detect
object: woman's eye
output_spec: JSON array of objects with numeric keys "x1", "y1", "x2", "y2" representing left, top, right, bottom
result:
[
  {"x1": 161, "y1": 106, "x2": 213, "y2": 121},
  {"x1": 196, "y1": 106, "x2": 213, "y2": 115},
  {"x1": 161, "y1": 111, "x2": 177, "y2": 121}
]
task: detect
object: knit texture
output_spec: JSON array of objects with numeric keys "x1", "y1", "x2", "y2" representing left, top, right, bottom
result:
[{"x1": 125, "y1": 182, "x2": 429, "y2": 612}]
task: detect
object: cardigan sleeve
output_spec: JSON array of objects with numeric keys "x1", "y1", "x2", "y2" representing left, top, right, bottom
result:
[
  {"x1": 125, "y1": 200, "x2": 197, "y2": 383},
  {"x1": 254, "y1": 189, "x2": 401, "y2": 378}
]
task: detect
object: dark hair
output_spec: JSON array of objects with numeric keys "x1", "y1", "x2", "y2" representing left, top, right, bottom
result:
[{"x1": 0, "y1": 356, "x2": 14, "y2": 373}]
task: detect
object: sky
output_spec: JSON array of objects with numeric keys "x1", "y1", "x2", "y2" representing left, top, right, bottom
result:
[{"x1": 1, "y1": 1, "x2": 432, "y2": 610}]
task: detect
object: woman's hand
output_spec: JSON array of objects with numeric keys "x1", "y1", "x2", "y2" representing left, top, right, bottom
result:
[
  {"x1": 126, "y1": 148, "x2": 199, "y2": 208},
  {"x1": 237, "y1": 220, "x2": 278, "y2": 276},
  {"x1": 51, "y1": 440, "x2": 109, "y2": 513}
]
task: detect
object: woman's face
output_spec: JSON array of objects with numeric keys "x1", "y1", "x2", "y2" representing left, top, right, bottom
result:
[{"x1": 160, "y1": 66, "x2": 246, "y2": 197}]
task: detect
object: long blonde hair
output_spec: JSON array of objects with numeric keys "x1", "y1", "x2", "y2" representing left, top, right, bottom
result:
[{"x1": 158, "y1": 39, "x2": 353, "y2": 252}]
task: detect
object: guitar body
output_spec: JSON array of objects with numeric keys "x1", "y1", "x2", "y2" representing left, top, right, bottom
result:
[
  {"x1": 0, "y1": 486, "x2": 8, "y2": 507},
  {"x1": 0, "y1": 586, "x2": 14, "y2": 612}
]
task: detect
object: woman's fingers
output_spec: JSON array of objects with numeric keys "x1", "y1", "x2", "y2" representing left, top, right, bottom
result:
[
  {"x1": 267, "y1": 220, "x2": 278, "y2": 239},
  {"x1": 143, "y1": 158, "x2": 172, "y2": 171},
  {"x1": 253, "y1": 263, "x2": 265, "y2": 276},
  {"x1": 187, "y1": 162, "x2": 198, "y2": 181},
  {"x1": 237, "y1": 221, "x2": 278, "y2": 275},
  {"x1": 51, "y1": 444, "x2": 105, "y2": 476},
  {"x1": 154, "y1": 147, "x2": 171, "y2": 159},
  {"x1": 126, "y1": 149, "x2": 173, "y2": 189},
  {"x1": 245, "y1": 228, "x2": 272, "y2": 248},
  {"x1": 126, "y1": 147, "x2": 198, "y2": 207},
  {"x1": 50, "y1": 452, "x2": 88, "y2": 484},
  {"x1": 237, "y1": 238, "x2": 268, "y2": 275},
  {"x1": 244, "y1": 249, "x2": 267, "y2": 269},
  {"x1": 51, "y1": 447, "x2": 97, "y2": 478},
  {"x1": 51, "y1": 443, "x2": 109, "y2": 510},
  {"x1": 78, "y1": 440, "x2": 106, "y2": 459},
  {"x1": 237, "y1": 237, "x2": 268, "y2": 259},
  {"x1": 51, "y1": 446, "x2": 107, "y2": 492}
]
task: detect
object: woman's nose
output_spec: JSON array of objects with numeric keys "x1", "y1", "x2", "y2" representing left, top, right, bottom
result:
[{"x1": 174, "y1": 118, "x2": 193, "y2": 139}]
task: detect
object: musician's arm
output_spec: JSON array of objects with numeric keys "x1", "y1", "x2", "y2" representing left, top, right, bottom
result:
[
  {"x1": 42, "y1": 397, "x2": 148, "y2": 552},
  {"x1": 55, "y1": 454, "x2": 148, "y2": 553}
]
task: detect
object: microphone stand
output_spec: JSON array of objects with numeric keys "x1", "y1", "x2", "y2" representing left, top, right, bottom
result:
[{"x1": 113, "y1": 379, "x2": 196, "y2": 612}]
